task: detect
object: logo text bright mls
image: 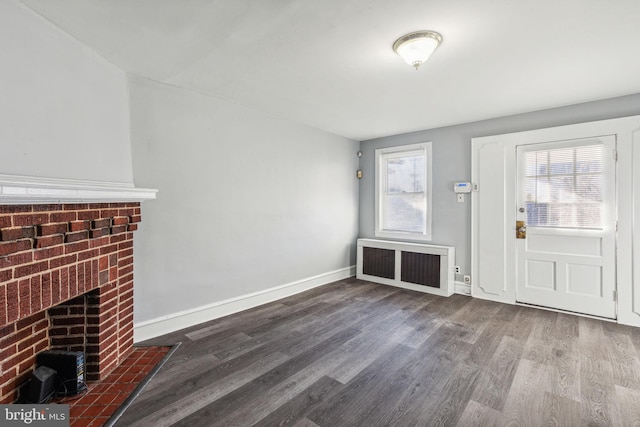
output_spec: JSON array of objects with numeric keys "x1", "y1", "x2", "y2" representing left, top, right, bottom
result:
[{"x1": 2, "y1": 405, "x2": 68, "y2": 425}]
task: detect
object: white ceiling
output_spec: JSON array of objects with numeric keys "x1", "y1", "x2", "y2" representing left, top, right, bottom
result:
[{"x1": 20, "y1": 0, "x2": 640, "y2": 141}]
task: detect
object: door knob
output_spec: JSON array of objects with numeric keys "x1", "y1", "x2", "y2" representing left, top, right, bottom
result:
[{"x1": 519, "y1": 207, "x2": 525, "y2": 213}]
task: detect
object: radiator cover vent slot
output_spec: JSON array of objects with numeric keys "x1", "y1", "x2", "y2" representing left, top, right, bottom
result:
[
  {"x1": 357, "y1": 239, "x2": 455, "y2": 297},
  {"x1": 401, "y1": 251, "x2": 440, "y2": 287},
  {"x1": 362, "y1": 247, "x2": 395, "y2": 279}
]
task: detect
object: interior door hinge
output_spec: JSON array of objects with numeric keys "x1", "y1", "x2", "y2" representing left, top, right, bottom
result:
[
  {"x1": 615, "y1": 150, "x2": 618, "y2": 161},
  {"x1": 613, "y1": 290, "x2": 617, "y2": 302}
]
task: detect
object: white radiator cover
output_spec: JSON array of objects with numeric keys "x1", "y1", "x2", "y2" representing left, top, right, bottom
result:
[{"x1": 356, "y1": 238, "x2": 456, "y2": 297}]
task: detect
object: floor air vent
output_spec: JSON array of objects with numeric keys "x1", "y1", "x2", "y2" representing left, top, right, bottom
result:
[{"x1": 357, "y1": 239, "x2": 455, "y2": 296}]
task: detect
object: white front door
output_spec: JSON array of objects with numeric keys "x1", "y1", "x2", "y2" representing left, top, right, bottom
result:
[{"x1": 515, "y1": 136, "x2": 617, "y2": 318}]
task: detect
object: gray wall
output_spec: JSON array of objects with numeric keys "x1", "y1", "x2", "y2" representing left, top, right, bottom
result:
[
  {"x1": 359, "y1": 93, "x2": 640, "y2": 279},
  {"x1": 129, "y1": 76, "x2": 359, "y2": 323},
  {"x1": 0, "y1": 0, "x2": 133, "y2": 183}
]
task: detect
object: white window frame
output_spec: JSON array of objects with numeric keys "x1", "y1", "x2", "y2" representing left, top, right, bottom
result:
[{"x1": 375, "y1": 142, "x2": 432, "y2": 241}]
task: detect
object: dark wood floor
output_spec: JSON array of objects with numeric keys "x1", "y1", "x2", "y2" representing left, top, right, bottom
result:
[{"x1": 116, "y1": 278, "x2": 640, "y2": 427}]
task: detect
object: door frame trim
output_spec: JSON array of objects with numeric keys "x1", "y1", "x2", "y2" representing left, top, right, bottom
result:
[{"x1": 471, "y1": 115, "x2": 640, "y2": 327}]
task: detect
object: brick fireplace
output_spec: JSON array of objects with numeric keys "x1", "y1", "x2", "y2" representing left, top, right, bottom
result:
[{"x1": 0, "y1": 202, "x2": 142, "y2": 403}]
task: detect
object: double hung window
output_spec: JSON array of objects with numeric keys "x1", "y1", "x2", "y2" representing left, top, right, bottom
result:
[{"x1": 375, "y1": 142, "x2": 432, "y2": 241}]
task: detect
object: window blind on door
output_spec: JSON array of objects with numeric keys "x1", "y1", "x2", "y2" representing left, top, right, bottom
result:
[{"x1": 523, "y1": 144, "x2": 604, "y2": 229}]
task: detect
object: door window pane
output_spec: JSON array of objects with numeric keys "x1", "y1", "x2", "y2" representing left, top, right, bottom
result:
[{"x1": 523, "y1": 144, "x2": 604, "y2": 229}]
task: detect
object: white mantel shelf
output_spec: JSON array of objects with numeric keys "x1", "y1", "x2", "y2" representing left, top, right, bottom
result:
[{"x1": 0, "y1": 174, "x2": 158, "y2": 204}]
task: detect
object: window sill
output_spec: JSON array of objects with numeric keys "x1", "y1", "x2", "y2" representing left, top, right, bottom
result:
[{"x1": 375, "y1": 230, "x2": 432, "y2": 242}]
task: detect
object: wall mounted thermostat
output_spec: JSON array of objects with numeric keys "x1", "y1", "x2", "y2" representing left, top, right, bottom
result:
[{"x1": 454, "y1": 182, "x2": 471, "y2": 193}]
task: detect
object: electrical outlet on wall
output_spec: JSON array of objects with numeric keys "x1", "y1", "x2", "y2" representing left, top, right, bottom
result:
[{"x1": 455, "y1": 266, "x2": 461, "y2": 274}]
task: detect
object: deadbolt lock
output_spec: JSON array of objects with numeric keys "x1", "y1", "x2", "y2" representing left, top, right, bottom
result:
[{"x1": 516, "y1": 220, "x2": 526, "y2": 239}]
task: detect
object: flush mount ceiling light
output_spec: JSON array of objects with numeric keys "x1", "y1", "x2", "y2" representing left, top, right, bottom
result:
[{"x1": 393, "y1": 30, "x2": 442, "y2": 70}]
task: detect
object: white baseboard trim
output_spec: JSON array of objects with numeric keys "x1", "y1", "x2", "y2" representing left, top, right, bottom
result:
[
  {"x1": 134, "y1": 265, "x2": 356, "y2": 343},
  {"x1": 454, "y1": 281, "x2": 471, "y2": 296}
]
